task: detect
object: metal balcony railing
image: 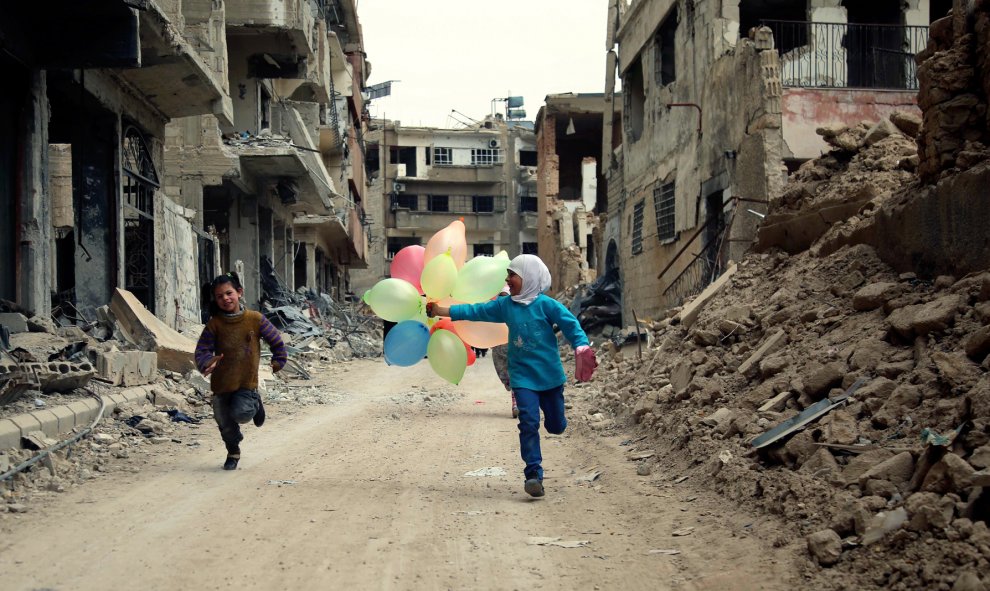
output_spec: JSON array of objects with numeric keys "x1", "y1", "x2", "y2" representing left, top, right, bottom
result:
[{"x1": 761, "y1": 20, "x2": 929, "y2": 90}]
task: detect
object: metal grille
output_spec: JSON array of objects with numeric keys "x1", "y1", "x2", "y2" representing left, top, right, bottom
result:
[
  {"x1": 761, "y1": 20, "x2": 929, "y2": 90},
  {"x1": 121, "y1": 126, "x2": 158, "y2": 311},
  {"x1": 631, "y1": 200, "x2": 645, "y2": 255},
  {"x1": 425, "y1": 195, "x2": 506, "y2": 214},
  {"x1": 654, "y1": 182, "x2": 675, "y2": 242}
]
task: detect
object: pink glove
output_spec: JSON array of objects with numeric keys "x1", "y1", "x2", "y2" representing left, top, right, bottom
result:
[{"x1": 575, "y1": 345, "x2": 597, "y2": 382}]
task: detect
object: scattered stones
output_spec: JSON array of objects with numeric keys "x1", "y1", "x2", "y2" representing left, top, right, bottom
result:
[{"x1": 806, "y1": 529, "x2": 842, "y2": 566}]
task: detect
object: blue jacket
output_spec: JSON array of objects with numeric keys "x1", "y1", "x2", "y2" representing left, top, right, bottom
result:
[{"x1": 450, "y1": 294, "x2": 589, "y2": 391}]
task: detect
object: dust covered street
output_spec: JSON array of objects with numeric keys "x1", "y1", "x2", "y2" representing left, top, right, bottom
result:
[{"x1": 0, "y1": 356, "x2": 796, "y2": 590}]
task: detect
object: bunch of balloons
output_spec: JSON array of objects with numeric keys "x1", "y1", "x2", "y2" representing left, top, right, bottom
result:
[{"x1": 362, "y1": 220, "x2": 510, "y2": 384}]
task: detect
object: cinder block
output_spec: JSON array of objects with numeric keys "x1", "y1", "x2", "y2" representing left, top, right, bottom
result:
[
  {"x1": 97, "y1": 351, "x2": 158, "y2": 386},
  {"x1": 31, "y1": 410, "x2": 60, "y2": 436},
  {"x1": 119, "y1": 386, "x2": 153, "y2": 404},
  {"x1": 0, "y1": 419, "x2": 21, "y2": 450},
  {"x1": 50, "y1": 405, "x2": 77, "y2": 433},
  {"x1": 8, "y1": 414, "x2": 42, "y2": 436}
]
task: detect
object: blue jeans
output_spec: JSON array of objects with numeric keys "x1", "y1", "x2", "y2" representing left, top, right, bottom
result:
[{"x1": 513, "y1": 385, "x2": 567, "y2": 481}]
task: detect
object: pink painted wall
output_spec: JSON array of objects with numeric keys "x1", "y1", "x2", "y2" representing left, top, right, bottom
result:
[{"x1": 782, "y1": 88, "x2": 920, "y2": 160}]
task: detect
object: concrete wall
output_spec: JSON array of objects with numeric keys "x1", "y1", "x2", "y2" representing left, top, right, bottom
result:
[{"x1": 154, "y1": 194, "x2": 202, "y2": 330}]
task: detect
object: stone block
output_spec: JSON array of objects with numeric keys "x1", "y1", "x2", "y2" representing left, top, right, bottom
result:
[
  {"x1": 97, "y1": 351, "x2": 158, "y2": 386},
  {"x1": 109, "y1": 288, "x2": 196, "y2": 373},
  {"x1": 67, "y1": 398, "x2": 101, "y2": 426},
  {"x1": 31, "y1": 409, "x2": 59, "y2": 435},
  {"x1": 8, "y1": 414, "x2": 42, "y2": 437},
  {"x1": 0, "y1": 419, "x2": 21, "y2": 450},
  {"x1": 38, "y1": 361, "x2": 95, "y2": 393},
  {"x1": 0, "y1": 313, "x2": 29, "y2": 333},
  {"x1": 49, "y1": 405, "x2": 76, "y2": 433}
]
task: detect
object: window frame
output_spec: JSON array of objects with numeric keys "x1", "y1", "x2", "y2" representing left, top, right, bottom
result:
[
  {"x1": 654, "y1": 181, "x2": 676, "y2": 243},
  {"x1": 631, "y1": 200, "x2": 645, "y2": 255}
]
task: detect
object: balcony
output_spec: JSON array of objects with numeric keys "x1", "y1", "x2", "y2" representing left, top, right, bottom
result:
[
  {"x1": 226, "y1": 0, "x2": 317, "y2": 61},
  {"x1": 520, "y1": 211, "x2": 538, "y2": 231},
  {"x1": 426, "y1": 165, "x2": 503, "y2": 184},
  {"x1": 762, "y1": 20, "x2": 929, "y2": 90},
  {"x1": 391, "y1": 195, "x2": 507, "y2": 232}
]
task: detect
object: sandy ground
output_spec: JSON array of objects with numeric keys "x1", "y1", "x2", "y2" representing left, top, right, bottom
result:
[{"x1": 0, "y1": 357, "x2": 799, "y2": 590}]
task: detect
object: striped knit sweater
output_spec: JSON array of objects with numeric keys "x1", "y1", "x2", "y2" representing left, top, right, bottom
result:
[{"x1": 195, "y1": 310, "x2": 287, "y2": 394}]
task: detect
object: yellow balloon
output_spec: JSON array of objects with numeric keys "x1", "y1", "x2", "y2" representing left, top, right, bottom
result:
[
  {"x1": 424, "y1": 220, "x2": 468, "y2": 269},
  {"x1": 362, "y1": 278, "x2": 421, "y2": 322},
  {"x1": 451, "y1": 255, "x2": 510, "y2": 303},
  {"x1": 494, "y1": 250, "x2": 509, "y2": 260},
  {"x1": 420, "y1": 252, "x2": 458, "y2": 300},
  {"x1": 453, "y1": 320, "x2": 509, "y2": 348},
  {"x1": 427, "y1": 329, "x2": 468, "y2": 384}
]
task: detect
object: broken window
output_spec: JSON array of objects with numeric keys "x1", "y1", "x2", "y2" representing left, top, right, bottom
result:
[
  {"x1": 121, "y1": 125, "x2": 159, "y2": 312},
  {"x1": 387, "y1": 236, "x2": 420, "y2": 259},
  {"x1": 654, "y1": 6, "x2": 677, "y2": 86},
  {"x1": 519, "y1": 195, "x2": 538, "y2": 212},
  {"x1": 390, "y1": 193, "x2": 418, "y2": 210},
  {"x1": 654, "y1": 181, "x2": 676, "y2": 243},
  {"x1": 473, "y1": 244, "x2": 494, "y2": 257},
  {"x1": 427, "y1": 195, "x2": 449, "y2": 212},
  {"x1": 389, "y1": 146, "x2": 417, "y2": 176},
  {"x1": 365, "y1": 142, "x2": 380, "y2": 178},
  {"x1": 522, "y1": 242, "x2": 538, "y2": 255},
  {"x1": 519, "y1": 150, "x2": 537, "y2": 166},
  {"x1": 623, "y1": 55, "x2": 646, "y2": 143},
  {"x1": 433, "y1": 147, "x2": 452, "y2": 165},
  {"x1": 259, "y1": 86, "x2": 271, "y2": 131},
  {"x1": 740, "y1": 1, "x2": 808, "y2": 55},
  {"x1": 631, "y1": 200, "x2": 645, "y2": 255},
  {"x1": 470, "y1": 148, "x2": 504, "y2": 166}
]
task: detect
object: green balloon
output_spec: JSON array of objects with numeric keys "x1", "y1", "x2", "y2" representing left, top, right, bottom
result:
[
  {"x1": 363, "y1": 278, "x2": 421, "y2": 322},
  {"x1": 427, "y1": 329, "x2": 468, "y2": 385},
  {"x1": 421, "y1": 252, "x2": 458, "y2": 300},
  {"x1": 452, "y1": 255, "x2": 510, "y2": 303}
]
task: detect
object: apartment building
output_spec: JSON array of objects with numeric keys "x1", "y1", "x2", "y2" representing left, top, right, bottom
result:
[
  {"x1": 351, "y1": 117, "x2": 537, "y2": 294},
  {"x1": 0, "y1": 0, "x2": 369, "y2": 331},
  {"x1": 604, "y1": 0, "x2": 944, "y2": 322}
]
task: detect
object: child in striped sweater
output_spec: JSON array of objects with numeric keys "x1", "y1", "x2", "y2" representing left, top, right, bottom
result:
[{"x1": 195, "y1": 273, "x2": 287, "y2": 470}]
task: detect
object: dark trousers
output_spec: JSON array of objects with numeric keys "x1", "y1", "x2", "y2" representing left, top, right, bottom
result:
[
  {"x1": 212, "y1": 389, "x2": 260, "y2": 457},
  {"x1": 513, "y1": 385, "x2": 567, "y2": 481}
]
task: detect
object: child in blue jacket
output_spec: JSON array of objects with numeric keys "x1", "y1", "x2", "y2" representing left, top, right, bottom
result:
[{"x1": 429, "y1": 254, "x2": 597, "y2": 498}]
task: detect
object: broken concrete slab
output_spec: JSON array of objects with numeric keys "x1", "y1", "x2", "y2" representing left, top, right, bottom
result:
[
  {"x1": 109, "y1": 288, "x2": 196, "y2": 373},
  {"x1": 738, "y1": 329, "x2": 787, "y2": 377},
  {"x1": 675, "y1": 263, "x2": 737, "y2": 329},
  {"x1": 858, "y1": 451, "x2": 915, "y2": 487},
  {"x1": 97, "y1": 351, "x2": 158, "y2": 387},
  {"x1": 0, "y1": 313, "x2": 29, "y2": 334},
  {"x1": 886, "y1": 294, "x2": 963, "y2": 338}
]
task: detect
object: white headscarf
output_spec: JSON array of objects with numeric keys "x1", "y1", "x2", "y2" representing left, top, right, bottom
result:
[{"x1": 508, "y1": 254, "x2": 552, "y2": 306}]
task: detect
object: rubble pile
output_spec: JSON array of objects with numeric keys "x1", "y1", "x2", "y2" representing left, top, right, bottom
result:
[{"x1": 590, "y1": 170, "x2": 990, "y2": 586}]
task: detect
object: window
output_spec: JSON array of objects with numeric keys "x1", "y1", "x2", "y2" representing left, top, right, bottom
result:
[
  {"x1": 387, "y1": 237, "x2": 421, "y2": 259},
  {"x1": 473, "y1": 244, "x2": 494, "y2": 257},
  {"x1": 472, "y1": 195, "x2": 494, "y2": 213},
  {"x1": 428, "y1": 195, "x2": 449, "y2": 212},
  {"x1": 519, "y1": 196, "x2": 537, "y2": 212},
  {"x1": 522, "y1": 242, "x2": 538, "y2": 255},
  {"x1": 623, "y1": 56, "x2": 645, "y2": 142},
  {"x1": 631, "y1": 200, "x2": 645, "y2": 255},
  {"x1": 654, "y1": 7, "x2": 677, "y2": 86},
  {"x1": 433, "y1": 147, "x2": 452, "y2": 165},
  {"x1": 654, "y1": 182, "x2": 676, "y2": 242},
  {"x1": 519, "y1": 150, "x2": 537, "y2": 166},
  {"x1": 471, "y1": 148, "x2": 504, "y2": 166},
  {"x1": 391, "y1": 193, "x2": 418, "y2": 210}
]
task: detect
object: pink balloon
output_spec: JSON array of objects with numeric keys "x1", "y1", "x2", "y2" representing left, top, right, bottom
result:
[
  {"x1": 424, "y1": 220, "x2": 468, "y2": 269},
  {"x1": 390, "y1": 245, "x2": 425, "y2": 294}
]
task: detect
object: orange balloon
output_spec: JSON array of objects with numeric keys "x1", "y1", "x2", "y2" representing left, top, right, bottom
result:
[{"x1": 453, "y1": 320, "x2": 509, "y2": 348}]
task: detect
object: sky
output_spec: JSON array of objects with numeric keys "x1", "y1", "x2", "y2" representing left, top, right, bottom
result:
[{"x1": 356, "y1": 0, "x2": 609, "y2": 128}]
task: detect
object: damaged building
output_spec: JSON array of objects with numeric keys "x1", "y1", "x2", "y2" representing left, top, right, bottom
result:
[
  {"x1": 603, "y1": 0, "x2": 947, "y2": 322},
  {"x1": 351, "y1": 116, "x2": 537, "y2": 293},
  {"x1": 1, "y1": 0, "x2": 370, "y2": 333},
  {"x1": 535, "y1": 93, "x2": 614, "y2": 293}
]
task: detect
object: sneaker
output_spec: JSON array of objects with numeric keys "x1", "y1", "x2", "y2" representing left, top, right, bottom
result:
[
  {"x1": 253, "y1": 400, "x2": 266, "y2": 427},
  {"x1": 223, "y1": 456, "x2": 239, "y2": 471},
  {"x1": 512, "y1": 405, "x2": 519, "y2": 419},
  {"x1": 524, "y1": 478, "x2": 545, "y2": 498}
]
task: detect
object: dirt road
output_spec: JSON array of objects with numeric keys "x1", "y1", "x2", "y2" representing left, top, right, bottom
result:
[{"x1": 1, "y1": 357, "x2": 799, "y2": 590}]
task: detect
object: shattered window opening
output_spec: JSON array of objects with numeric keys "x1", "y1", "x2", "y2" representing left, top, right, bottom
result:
[
  {"x1": 121, "y1": 125, "x2": 159, "y2": 312},
  {"x1": 623, "y1": 55, "x2": 645, "y2": 142},
  {"x1": 522, "y1": 242, "x2": 538, "y2": 255},
  {"x1": 386, "y1": 236, "x2": 420, "y2": 259},
  {"x1": 427, "y1": 195, "x2": 449, "y2": 212},
  {"x1": 472, "y1": 243, "x2": 494, "y2": 257},
  {"x1": 654, "y1": 6, "x2": 677, "y2": 86},
  {"x1": 654, "y1": 181, "x2": 676, "y2": 243},
  {"x1": 631, "y1": 200, "x2": 645, "y2": 255}
]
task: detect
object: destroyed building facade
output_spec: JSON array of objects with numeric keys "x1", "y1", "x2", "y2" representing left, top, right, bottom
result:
[
  {"x1": 604, "y1": 0, "x2": 946, "y2": 322},
  {"x1": 1, "y1": 0, "x2": 369, "y2": 330},
  {"x1": 351, "y1": 117, "x2": 537, "y2": 293}
]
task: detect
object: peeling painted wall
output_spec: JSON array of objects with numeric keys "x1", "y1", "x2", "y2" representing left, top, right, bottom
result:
[{"x1": 154, "y1": 193, "x2": 202, "y2": 330}]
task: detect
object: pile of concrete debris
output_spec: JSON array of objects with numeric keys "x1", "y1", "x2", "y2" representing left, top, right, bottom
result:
[{"x1": 590, "y1": 123, "x2": 990, "y2": 589}]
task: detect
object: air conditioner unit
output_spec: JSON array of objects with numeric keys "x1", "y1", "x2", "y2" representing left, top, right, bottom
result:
[
  {"x1": 392, "y1": 182, "x2": 406, "y2": 193},
  {"x1": 488, "y1": 138, "x2": 499, "y2": 149}
]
